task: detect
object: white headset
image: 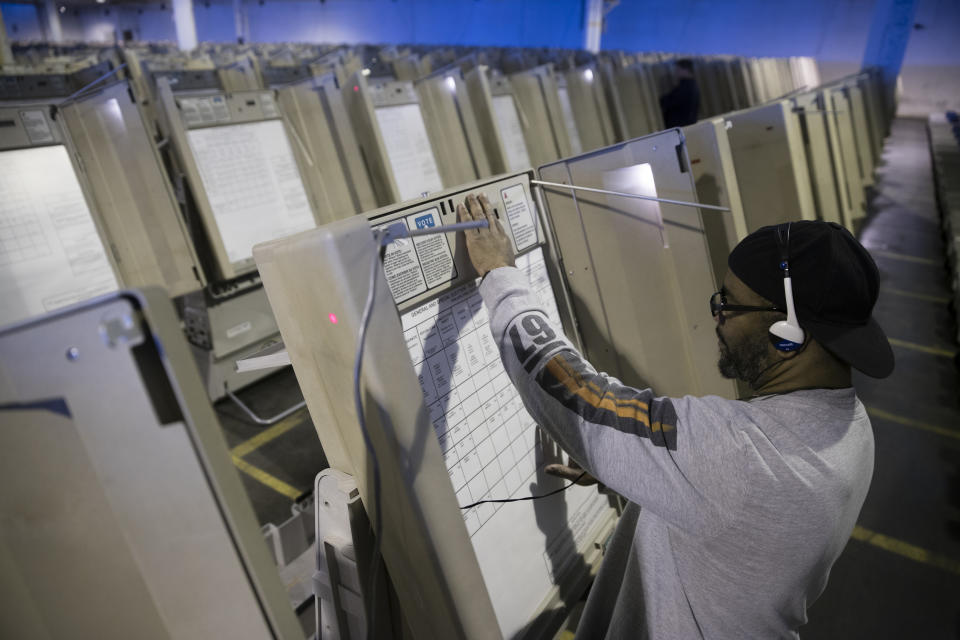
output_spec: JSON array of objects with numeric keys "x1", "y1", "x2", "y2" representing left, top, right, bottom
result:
[{"x1": 769, "y1": 223, "x2": 806, "y2": 352}]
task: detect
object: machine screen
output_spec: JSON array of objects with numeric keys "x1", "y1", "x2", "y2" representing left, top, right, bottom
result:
[
  {"x1": 374, "y1": 103, "x2": 444, "y2": 202},
  {"x1": 491, "y1": 94, "x2": 533, "y2": 172},
  {"x1": 187, "y1": 119, "x2": 316, "y2": 265},
  {"x1": 0, "y1": 145, "x2": 118, "y2": 326}
]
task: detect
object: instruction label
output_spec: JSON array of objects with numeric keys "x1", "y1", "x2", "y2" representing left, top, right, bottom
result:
[
  {"x1": 19, "y1": 110, "x2": 54, "y2": 144},
  {"x1": 404, "y1": 208, "x2": 457, "y2": 289},
  {"x1": 381, "y1": 235, "x2": 427, "y2": 303},
  {"x1": 500, "y1": 184, "x2": 537, "y2": 251}
]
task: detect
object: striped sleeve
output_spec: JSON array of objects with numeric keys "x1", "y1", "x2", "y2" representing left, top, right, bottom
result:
[{"x1": 480, "y1": 266, "x2": 743, "y2": 533}]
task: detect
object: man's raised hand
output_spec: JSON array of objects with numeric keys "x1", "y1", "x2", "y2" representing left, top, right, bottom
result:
[{"x1": 457, "y1": 193, "x2": 515, "y2": 278}]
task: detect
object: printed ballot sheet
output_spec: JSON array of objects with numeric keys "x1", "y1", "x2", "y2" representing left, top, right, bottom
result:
[
  {"x1": 491, "y1": 94, "x2": 533, "y2": 173},
  {"x1": 187, "y1": 119, "x2": 316, "y2": 265},
  {"x1": 398, "y1": 247, "x2": 612, "y2": 636},
  {"x1": 374, "y1": 104, "x2": 444, "y2": 201},
  {"x1": 0, "y1": 146, "x2": 119, "y2": 326}
]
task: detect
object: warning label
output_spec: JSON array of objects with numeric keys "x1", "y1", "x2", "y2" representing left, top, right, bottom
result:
[{"x1": 500, "y1": 184, "x2": 537, "y2": 251}]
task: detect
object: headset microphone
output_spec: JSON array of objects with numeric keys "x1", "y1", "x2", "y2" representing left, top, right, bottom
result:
[{"x1": 769, "y1": 223, "x2": 806, "y2": 351}]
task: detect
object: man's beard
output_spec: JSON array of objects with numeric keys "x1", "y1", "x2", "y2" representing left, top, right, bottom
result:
[{"x1": 717, "y1": 328, "x2": 773, "y2": 385}]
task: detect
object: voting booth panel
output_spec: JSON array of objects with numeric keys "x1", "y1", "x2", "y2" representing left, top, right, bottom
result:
[
  {"x1": 155, "y1": 80, "x2": 321, "y2": 397},
  {"x1": 843, "y1": 84, "x2": 876, "y2": 188},
  {"x1": 825, "y1": 87, "x2": 867, "y2": 229},
  {"x1": 683, "y1": 117, "x2": 749, "y2": 287},
  {"x1": 57, "y1": 81, "x2": 205, "y2": 298},
  {"x1": 725, "y1": 101, "x2": 817, "y2": 233},
  {"x1": 277, "y1": 73, "x2": 379, "y2": 223},
  {"x1": 465, "y1": 68, "x2": 535, "y2": 176},
  {"x1": 0, "y1": 289, "x2": 303, "y2": 640},
  {"x1": 560, "y1": 65, "x2": 617, "y2": 154},
  {"x1": 553, "y1": 73, "x2": 584, "y2": 156},
  {"x1": 538, "y1": 129, "x2": 739, "y2": 400},
  {"x1": 510, "y1": 66, "x2": 575, "y2": 165},
  {"x1": 614, "y1": 63, "x2": 663, "y2": 139},
  {"x1": 415, "y1": 69, "x2": 494, "y2": 185},
  {"x1": 254, "y1": 174, "x2": 616, "y2": 639},
  {"x1": 595, "y1": 57, "x2": 630, "y2": 143},
  {"x1": 343, "y1": 73, "x2": 446, "y2": 205},
  {"x1": 792, "y1": 91, "x2": 845, "y2": 227},
  {"x1": 0, "y1": 107, "x2": 119, "y2": 327}
]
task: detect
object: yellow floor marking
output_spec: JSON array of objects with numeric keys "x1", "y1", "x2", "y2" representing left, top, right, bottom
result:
[
  {"x1": 866, "y1": 407, "x2": 960, "y2": 441},
  {"x1": 555, "y1": 631, "x2": 576, "y2": 640},
  {"x1": 230, "y1": 408, "x2": 307, "y2": 458},
  {"x1": 231, "y1": 455, "x2": 302, "y2": 500},
  {"x1": 888, "y1": 337, "x2": 956, "y2": 358},
  {"x1": 870, "y1": 249, "x2": 940, "y2": 265},
  {"x1": 880, "y1": 287, "x2": 950, "y2": 304},
  {"x1": 851, "y1": 525, "x2": 960, "y2": 576}
]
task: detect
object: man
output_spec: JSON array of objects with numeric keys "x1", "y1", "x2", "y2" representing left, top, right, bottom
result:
[
  {"x1": 660, "y1": 58, "x2": 700, "y2": 128},
  {"x1": 456, "y1": 194, "x2": 893, "y2": 639}
]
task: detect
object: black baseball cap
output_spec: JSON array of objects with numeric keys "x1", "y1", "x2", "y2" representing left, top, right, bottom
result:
[{"x1": 727, "y1": 221, "x2": 895, "y2": 378}]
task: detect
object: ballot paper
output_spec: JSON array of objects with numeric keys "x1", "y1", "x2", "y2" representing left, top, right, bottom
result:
[
  {"x1": 0, "y1": 145, "x2": 119, "y2": 326},
  {"x1": 556, "y1": 87, "x2": 583, "y2": 155},
  {"x1": 374, "y1": 103, "x2": 444, "y2": 201},
  {"x1": 491, "y1": 94, "x2": 533, "y2": 172},
  {"x1": 398, "y1": 247, "x2": 612, "y2": 636},
  {"x1": 186, "y1": 119, "x2": 316, "y2": 265}
]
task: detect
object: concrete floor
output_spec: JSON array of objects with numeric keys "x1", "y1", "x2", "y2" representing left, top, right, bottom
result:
[{"x1": 219, "y1": 117, "x2": 960, "y2": 637}]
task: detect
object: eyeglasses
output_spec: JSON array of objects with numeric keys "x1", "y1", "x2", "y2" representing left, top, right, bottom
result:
[{"x1": 710, "y1": 290, "x2": 783, "y2": 320}]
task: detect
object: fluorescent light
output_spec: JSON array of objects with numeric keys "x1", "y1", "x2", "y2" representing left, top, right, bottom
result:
[
  {"x1": 444, "y1": 76, "x2": 456, "y2": 92},
  {"x1": 361, "y1": 68, "x2": 371, "y2": 76},
  {"x1": 583, "y1": 68, "x2": 594, "y2": 82}
]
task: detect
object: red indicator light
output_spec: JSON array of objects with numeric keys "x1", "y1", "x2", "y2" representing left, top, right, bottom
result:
[
  {"x1": 353, "y1": 85, "x2": 359, "y2": 92},
  {"x1": 328, "y1": 313, "x2": 338, "y2": 325}
]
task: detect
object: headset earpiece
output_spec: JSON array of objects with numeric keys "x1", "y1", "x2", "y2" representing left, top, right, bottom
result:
[{"x1": 769, "y1": 224, "x2": 806, "y2": 352}]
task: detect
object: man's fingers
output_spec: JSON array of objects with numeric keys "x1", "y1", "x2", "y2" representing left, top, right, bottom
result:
[
  {"x1": 466, "y1": 194, "x2": 486, "y2": 224},
  {"x1": 478, "y1": 193, "x2": 498, "y2": 227},
  {"x1": 544, "y1": 464, "x2": 598, "y2": 485}
]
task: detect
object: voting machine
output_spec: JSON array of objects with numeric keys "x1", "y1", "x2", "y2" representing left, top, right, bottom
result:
[
  {"x1": 724, "y1": 100, "x2": 817, "y2": 232},
  {"x1": 155, "y1": 79, "x2": 322, "y2": 398},
  {"x1": 252, "y1": 123, "x2": 738, "y2": 638},
  {"x1": 343, "y1": 72, "x2": 449, "y2": 205},
  {"x1": 0, "y1": 289, "x2": 303, "y2": 639},
  {"x1": 0, "y1": 80, "x2": 203, "y2": 329}
]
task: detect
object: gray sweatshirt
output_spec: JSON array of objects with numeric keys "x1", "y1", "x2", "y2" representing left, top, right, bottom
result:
[{"x1": 478, "y1": 266, "x2": 874, "y2": 639}]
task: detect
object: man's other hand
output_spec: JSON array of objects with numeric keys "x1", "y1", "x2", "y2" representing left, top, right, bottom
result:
[
  {"x1": 457, "y1": 193, "x2": 515, "y2": 278},
  {"x1": 545, "y1": 457, "x2": 601, "y2": 487}
]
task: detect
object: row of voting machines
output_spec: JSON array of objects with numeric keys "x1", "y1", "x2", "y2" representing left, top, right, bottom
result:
[{"x1": 0, "y1": 46, "x2": 889, "y2": 638}]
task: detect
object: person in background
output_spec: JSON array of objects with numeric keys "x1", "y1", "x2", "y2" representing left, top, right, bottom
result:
[
  {"x1": 660, "y1": 58, "x2": 701, "y2": 128},
  {"x1": 458, "y1": 193, "x2": 894, "y2": 638}
]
